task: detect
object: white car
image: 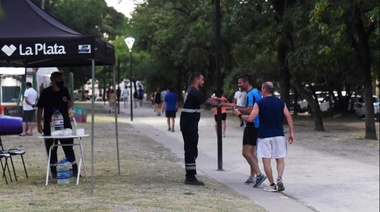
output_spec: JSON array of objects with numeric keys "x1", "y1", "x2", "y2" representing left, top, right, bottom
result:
[
  {"x1": 354, "y1": 96, "x2": 380, "y2": 119},
  {"x1": 274, "y1": 92, "x2": 308, "y2": 112},
  {"x1": 319, "y1": 95, "x2": 334, "y2": 112},
  {"x1": 307, "y1": 92, "x2": 333, "y2": 113}
]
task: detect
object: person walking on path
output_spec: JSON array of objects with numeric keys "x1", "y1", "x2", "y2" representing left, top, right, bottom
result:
[
  {"x1": 180, "y1": 72, "x2": 228, "y2": 186},
  {"x1": 213, "y1": 90, "x2": 229, "y2": 137},
  {"x1": 234, "y1": 87, "x2": 247, "y2": 127},
  {"x1": 161, "y1": 86, "x2": 178, "y2": 132},
  {"x1": 122, "y1": 87, "x2": 129, "y2": 109},
  {"x1": 137, "y1": 85, "x2": 144, "y2": 107},
  {"x1": 233, "y1": 81, "x2": 294, "y2": 192},
  {"x1": 20, "y1": 82, "x2": 38, "y2": 136},
  {"x1": 229, "y1": 74, "x2": 266, "y2": 187},
  {"x1": 133, "y1": 90, "x2": 138, "y2": 108},
  {"x1": 108, "y1": 89, "x2": 115, "y2": 113},
  {"x1": 36, "y1": 72, "x2": 78, "y2": 178},
  {"x1": 161, "y1": 89, "x2": 168, "y2": 103},
  {"x1": 150, "y1": 92, "x2": 155, "y2": 111},
  {"x1": 154, "y1": 88, "x2": 162, "y2": 116}
]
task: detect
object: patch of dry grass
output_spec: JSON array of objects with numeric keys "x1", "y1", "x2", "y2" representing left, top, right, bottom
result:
[{"x1": 0, "y1": 103, "x2": 265, "y2": 212}]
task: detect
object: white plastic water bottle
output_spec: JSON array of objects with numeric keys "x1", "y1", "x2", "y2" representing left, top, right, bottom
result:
[
  {"x1": 57, "y1": 158, "x2": 71, "y2": 184},
  {"x1": 51, "y1": 109, "x2": 64, "y2": 134}
]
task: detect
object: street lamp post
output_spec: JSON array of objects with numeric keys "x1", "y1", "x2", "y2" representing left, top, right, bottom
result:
[
  {"x1": 125, "y1": 37, "x2": 135, "y2": 121},
  {"x1": 215, "y1": 0, "x2": 223, "y2": 171}
]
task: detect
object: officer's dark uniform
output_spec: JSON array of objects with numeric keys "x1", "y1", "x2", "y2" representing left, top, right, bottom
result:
[{"x1": 180, "y1": 87, "x2": 207, "y2": 181}]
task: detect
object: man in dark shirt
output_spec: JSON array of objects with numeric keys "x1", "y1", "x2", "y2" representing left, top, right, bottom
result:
[
  {"x1": 37, "y1": 72, "x2": 78, "y2": 178},
  {"x1": 180, "y1": 72, "x2": 227, "y2": 186}
]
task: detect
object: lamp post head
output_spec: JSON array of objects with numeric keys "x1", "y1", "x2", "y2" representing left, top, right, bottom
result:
[{"x1": 125, "y1": 37, "x2": 135, "y2": 52}]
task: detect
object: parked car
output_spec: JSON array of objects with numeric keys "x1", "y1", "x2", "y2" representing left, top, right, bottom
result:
[
  {"x1": 306, "y1": 91, "x2": 333, "y2": 113},
  {"x1": 73, "y1": 89, "x2": 90, "y2": 101},
  {"x1": 319, "y1": 95, "x2": 335, "y2": 112},
  {"x1": 274, "y1": 92, "x2": 308, "y2": 112},
  {"x1": 289, "y1": 93, "x2": 308, "y2": 112},
  {"x1": 353, "y1": 96, "x2": 380, "y2": 119}
]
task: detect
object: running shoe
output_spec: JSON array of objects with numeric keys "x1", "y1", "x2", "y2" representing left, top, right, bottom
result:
[
  {"x1": 264, "y1": 184, "x2": 277, "y2": 192},
  {"x1": 276, "y1": 177, "x2": 285, "y2": 192},
  {"x1": 244, "y1": 177, "x2": 254, "y2": 184},
  {"x1": 253, "y1": 174, "x2": 267, "y2": 188}
]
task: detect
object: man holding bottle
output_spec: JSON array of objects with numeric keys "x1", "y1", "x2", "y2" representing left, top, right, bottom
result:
[{"x1": 37, "y1": 71, "x2": 78, "y2": 178}]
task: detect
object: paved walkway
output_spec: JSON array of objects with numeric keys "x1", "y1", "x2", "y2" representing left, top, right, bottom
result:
[{"x1": 106, "y1": 101, "x2": 379, "y2": 212}]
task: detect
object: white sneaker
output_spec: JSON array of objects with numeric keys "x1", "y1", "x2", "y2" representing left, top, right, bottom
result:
[
  {"x1": 276, "y1": 177, "x2": 285, "y2": 192},
  {"x1": 264, "y1": 184, "x2": 277, "y2": 192}
]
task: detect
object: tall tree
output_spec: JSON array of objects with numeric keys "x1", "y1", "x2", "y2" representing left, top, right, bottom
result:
[{"x1": 311, "y1": 0, "x2": 379, "y2": 139}]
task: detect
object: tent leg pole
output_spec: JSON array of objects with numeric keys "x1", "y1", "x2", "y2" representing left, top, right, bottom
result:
[
  {"x1": 91, "y1": 60, "x2": 95, "y2": 194},
  {"x1": 113, "y1": 64, "x2": 121, "y2": 175}
]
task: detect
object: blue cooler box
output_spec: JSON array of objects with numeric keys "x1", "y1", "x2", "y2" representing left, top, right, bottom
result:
[{"x1": 73, "y1": 107, "x2": 87, "y2": 123}]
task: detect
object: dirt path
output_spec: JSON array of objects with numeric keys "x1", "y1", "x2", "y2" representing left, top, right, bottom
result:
[{"x1": 111, "y1": 101, "x2": 379, "y2": 212}]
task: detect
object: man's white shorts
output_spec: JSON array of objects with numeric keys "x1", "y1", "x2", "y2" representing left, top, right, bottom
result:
[{"x1": 257, "y1": 136, "x2": 287, "y2": 159}]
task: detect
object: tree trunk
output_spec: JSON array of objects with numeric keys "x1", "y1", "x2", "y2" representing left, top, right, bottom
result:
[
  {"x1": 352, "y1": 6, "x2": 377, "y2": 140},
  {"x1": 278, "y1": 42, "x2": 291, "y2": 109},
  {"x1": 272, "y1": 0, "x2": 291, "y2": 109},
  {"x1": 296, "y1": 84, "x2": 325, "y2": 131}
]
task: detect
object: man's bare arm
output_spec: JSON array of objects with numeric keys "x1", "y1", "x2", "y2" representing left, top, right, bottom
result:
[{"x1": 283, "y1": 104, "x2": 294, "y2": 144}]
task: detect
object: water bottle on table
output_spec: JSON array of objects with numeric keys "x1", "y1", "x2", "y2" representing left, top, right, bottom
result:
[{"x1": 51, "y1": 109, "x2": 64, "y2": 135}]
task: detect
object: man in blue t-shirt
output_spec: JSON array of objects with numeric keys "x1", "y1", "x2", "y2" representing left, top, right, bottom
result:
[
  {"x1": 234, "y1": 81, "x2": 294, "y2": 192},
  {"x1": 161, "y1": 86, "x2": 178, "y2": 132},
  {"x1": 234, "y1": 74, "x2": 266, "y2": 188}
]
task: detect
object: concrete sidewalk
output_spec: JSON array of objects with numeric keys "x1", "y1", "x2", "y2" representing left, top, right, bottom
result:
[{"x1": 109, "y1": 102, "x2": 379, "y2": 212}]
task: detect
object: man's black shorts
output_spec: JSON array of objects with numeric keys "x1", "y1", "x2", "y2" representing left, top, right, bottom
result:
[
  {"x1": 214, "y1": 113, "x2": 227, "y2": 122},
  {"x1": 22, "y1": 110, "x2": 36, "y2": 122},
  {"x1": 242, "y1": 125, "x2": 259, "y2": 146},
  {"x1": 165, "y1": 110, "x2": 176, "y2": 118}
]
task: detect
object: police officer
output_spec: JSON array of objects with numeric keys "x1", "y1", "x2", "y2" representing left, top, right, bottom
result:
[{"x1": 180, "y1": 72, "x2": 227, "y2": 186}]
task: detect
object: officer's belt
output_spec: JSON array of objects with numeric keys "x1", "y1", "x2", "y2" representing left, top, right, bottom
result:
[{"x1": 182, "y1": 108, "x2": 201, "y2": 113}]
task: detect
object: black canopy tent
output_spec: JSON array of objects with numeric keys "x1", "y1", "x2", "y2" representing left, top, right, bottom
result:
[{"x1": 0, "y1": 0, "x2": 118, "y2": 192}]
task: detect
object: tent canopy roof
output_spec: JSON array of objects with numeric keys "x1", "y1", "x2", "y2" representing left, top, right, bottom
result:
[{"x1": 0, "y1": 0, "x2": 115, "y2": 67}]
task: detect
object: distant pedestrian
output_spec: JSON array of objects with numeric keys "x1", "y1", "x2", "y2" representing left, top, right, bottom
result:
[
  {"x1": 154, "y1": 88, "x2": 162, "y2": 116},
  {"x1": 234, "y1": 87, "x2": 247, "y2": 127},
  {"x1": 138, "y1": 85, "x2": 144, "y2": 107},
  {"x1": 213, "y1": 90, "x2": 229, "y2": 137},
  {"x1": 161, "y1": 86, "x2": 178, "y2": 132},
  {"x1": 20, "y1": 82, "x2": 38, "y2": 136},
  {"x1": 180, "y1": 72, "x2": 228, "y2": 186},
  {"x1": 122, "y1": 87, "x2": 129, "y2": 108},
  {"x1": 233, "y1": 81, "x2": 294, "y2": 192},
  {"x1": 161, "y1": 89, "x2": 168, "y2": 102},
  {"x1": 150, "y1": 92, "x2": 155, "y2": 111},
  {"x1": 133, "y1": 90, "x2": 138, "y2": 108},
  {"x1": 108, "y1": 89, "x2": 115, "y2": 113}
]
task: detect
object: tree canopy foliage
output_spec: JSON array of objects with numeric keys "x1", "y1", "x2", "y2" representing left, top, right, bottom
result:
[
  {"x1": 126, "y1": 0, "x2": 379, "y2": 139},
  {"x1": 12, "y1": 0, "x2": 379, "y2": 139}
]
